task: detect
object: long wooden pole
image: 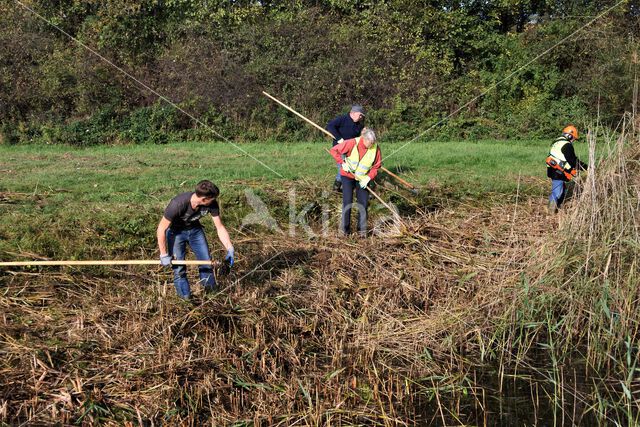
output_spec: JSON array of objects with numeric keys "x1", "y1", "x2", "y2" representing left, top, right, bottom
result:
[
  {"x1": 365, "y1": 186, "x2": 404, "y2": 226},
  {"x1": 262, "y1": 91, "x2": 417, "y2": 190},
  {"x1": 372, "y1": 163, "x2": 416, "y2": 190},
  {"x1": 0, "y1": 260, "x2": 215, "y2": 267}
]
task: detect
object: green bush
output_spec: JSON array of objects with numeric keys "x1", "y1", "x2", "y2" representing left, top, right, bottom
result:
[
  {"x1": 0, "y1": 2, "x2": 635, "y2": 144},
  {"x1": 0, "y1": 122, "x2": 20, "y2": 145},
  {"x1": 60, "y1": 107, "x2": 121, "y2": 146},
  {"x1": 118, "y1": 104, "x2": 181, "y2": 145}
]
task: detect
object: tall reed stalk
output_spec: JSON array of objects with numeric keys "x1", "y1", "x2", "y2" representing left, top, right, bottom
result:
[{"x1": 492, "y1": 116, "x2": 640, "y2": 425}]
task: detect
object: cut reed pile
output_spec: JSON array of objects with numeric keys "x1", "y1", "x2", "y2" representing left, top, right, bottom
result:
[
  {"x1": 1, "y1": 196, "x2": 548, "y2": 425},
  {"x1": 1, "y1": 124, "x2": 638, "y2": 425}
]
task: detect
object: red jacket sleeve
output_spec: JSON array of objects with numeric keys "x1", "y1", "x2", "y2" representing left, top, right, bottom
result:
[
  {"x1": 368, "y1": 147, "x2": 382, "y2": 180},
  {"x1": 329, "y1": 138, "x2": 356, "y2": 164}
]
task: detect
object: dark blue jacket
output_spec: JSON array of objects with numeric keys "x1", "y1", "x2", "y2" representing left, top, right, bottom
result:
[{"x1": 326, "y1": 114, "x2": 364, "y2": 146}]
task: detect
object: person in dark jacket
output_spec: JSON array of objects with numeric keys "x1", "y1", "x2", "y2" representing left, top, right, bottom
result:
[
  {"x1": 546, "y1": 125, "x2": 588, "y2": 213},
  {"x1": 326, "y1": 104, "x2": 366, "y2": 192},
  {"x1": 156, "y1": 180, "x2": 234, "y2": 299}
]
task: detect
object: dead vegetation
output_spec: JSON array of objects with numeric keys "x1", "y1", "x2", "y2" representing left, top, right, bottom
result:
[
  {"x1": 1, "y1": 125, "x2": 639, "y2": 425},
  {"x1": 1, "y1": 190, "x2": 552, "y2": 425}
]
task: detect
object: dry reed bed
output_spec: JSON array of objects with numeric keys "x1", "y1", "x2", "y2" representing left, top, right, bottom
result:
[
  {"x1": 492, "y1": 123, "x2": 640, "y2": 425},
  {"x1": 1, "y1": 191, "x2": 551, "y2": 425},
  {"x1": 2, "y1": 125, "x2": 639, "y2": 424}
]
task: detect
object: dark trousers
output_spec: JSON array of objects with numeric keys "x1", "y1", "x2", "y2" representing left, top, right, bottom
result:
[{"x1": 341, "y1": 176, "x2": 369, "y2": 235}]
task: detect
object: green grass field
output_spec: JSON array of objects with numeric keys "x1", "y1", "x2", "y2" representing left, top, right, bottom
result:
[
  {"x1": 0, "y1": 138, "x2": 565, "y2": 259},
  {"x1": 0, "y1": 138, "x2": 568, "y2": 200}
]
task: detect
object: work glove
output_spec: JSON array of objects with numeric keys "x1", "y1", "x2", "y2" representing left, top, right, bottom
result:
[
  {"x1": 341, "y1": 162, "x2": 354, "y2": 173},
  {"x1": 160, "y1": 254, "x2": 172, "y2": 267},
  {"x1": 225, "y1": 247, "x2": 235, "y2": 268},
  {"x1": 358, "y1": 176, "x2": 371, "y2": 189}
]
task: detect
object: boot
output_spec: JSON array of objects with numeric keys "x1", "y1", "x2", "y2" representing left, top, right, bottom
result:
[{"x1": 547, "y1": 200, "x2": 558, "y2": 214}]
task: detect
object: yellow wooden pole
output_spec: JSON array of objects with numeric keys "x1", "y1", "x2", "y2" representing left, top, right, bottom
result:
[
  {"x1": 262, "y1": 91, "x2": 417, "y2": 190},
  {"x1": 0, "y1": 260, "x2": 216, "y2": 267},
  {"x1": 263, "y1": 91, "x2": 335, "y2": 138}
]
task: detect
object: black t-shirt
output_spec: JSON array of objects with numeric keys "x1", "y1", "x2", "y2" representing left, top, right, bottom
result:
[{"x1": 163, "y1": 192, "x2": 220, "y2": 230}]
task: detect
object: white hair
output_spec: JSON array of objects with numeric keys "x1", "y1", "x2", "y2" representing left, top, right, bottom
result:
[{"x1": 362, "y1": 128, "x2": 376, "y2": 143}]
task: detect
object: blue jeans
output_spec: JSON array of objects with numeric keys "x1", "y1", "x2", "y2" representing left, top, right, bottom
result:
[
  {"x1": 332, "y1": 141, "x2": 341, "y2": 182},
  {"x1": 341, "y1": 176, "x2": 369, "y2": 235},
  {"x1": 166, "y1": 227, "x2": 215, "y2": 298},
  {"x1": 549, "y1": 179, "x2": 566, "y2": 207}
]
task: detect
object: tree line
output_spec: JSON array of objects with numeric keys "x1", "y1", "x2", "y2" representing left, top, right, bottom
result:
[{"x1": 1, "y1": 0, "x2": 638, "y2": 145}]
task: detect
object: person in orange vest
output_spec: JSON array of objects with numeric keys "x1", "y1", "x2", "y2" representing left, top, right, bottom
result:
[
  {"x1": 546, "y1": 125, "x2": 588, "y2": 213},
  {"x1": 330, "y1": 128, "x2": 382, "y2": 236}
]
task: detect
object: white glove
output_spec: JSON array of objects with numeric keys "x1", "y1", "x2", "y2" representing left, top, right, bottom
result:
[
  {"x1": 358, "y1": 176, "x2": 371, "y2": 189},
  {"x1": 160, "y1": 254, "x2": 172, "y2": 267},
  {"x1": 341, "y1": 161, "x2": 355, "y2": 173}
]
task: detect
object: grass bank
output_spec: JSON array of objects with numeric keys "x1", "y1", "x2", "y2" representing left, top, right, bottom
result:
[
  {"x1": 0, "y1": 138, "x2": 555, "y2": 195},
  {"x1": 0, "y1": 139, "x2": 557, "y2": 260}
]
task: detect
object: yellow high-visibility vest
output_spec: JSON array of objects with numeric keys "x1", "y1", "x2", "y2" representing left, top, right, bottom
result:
[
  {"x1": 345, "y1": 137, "x2": 377, "y2": 181},
  {"x1": 548, "y1": 137, "x2": 572, "y2": 171}
]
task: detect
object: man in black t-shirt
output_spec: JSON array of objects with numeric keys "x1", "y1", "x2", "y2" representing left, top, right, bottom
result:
[{"x1": 156, "y1": 180, "x2": 234, "y2": 299}]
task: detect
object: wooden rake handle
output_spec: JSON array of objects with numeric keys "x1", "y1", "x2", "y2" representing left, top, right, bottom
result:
[
  {"x1": 0, "y1": 260, "x2": 217, "y2": 267},
  {"x1": 262, "y1": 91, "x2": 416, "y2": 190}
]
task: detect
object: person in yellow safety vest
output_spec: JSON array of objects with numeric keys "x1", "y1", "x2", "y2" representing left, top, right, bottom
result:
[
  {"x1": 546, "y1": 125, "x2": 588, "y2": 213},
  {"x1": 329, "y1": 128, "x2": 382, "y2": 237}
]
